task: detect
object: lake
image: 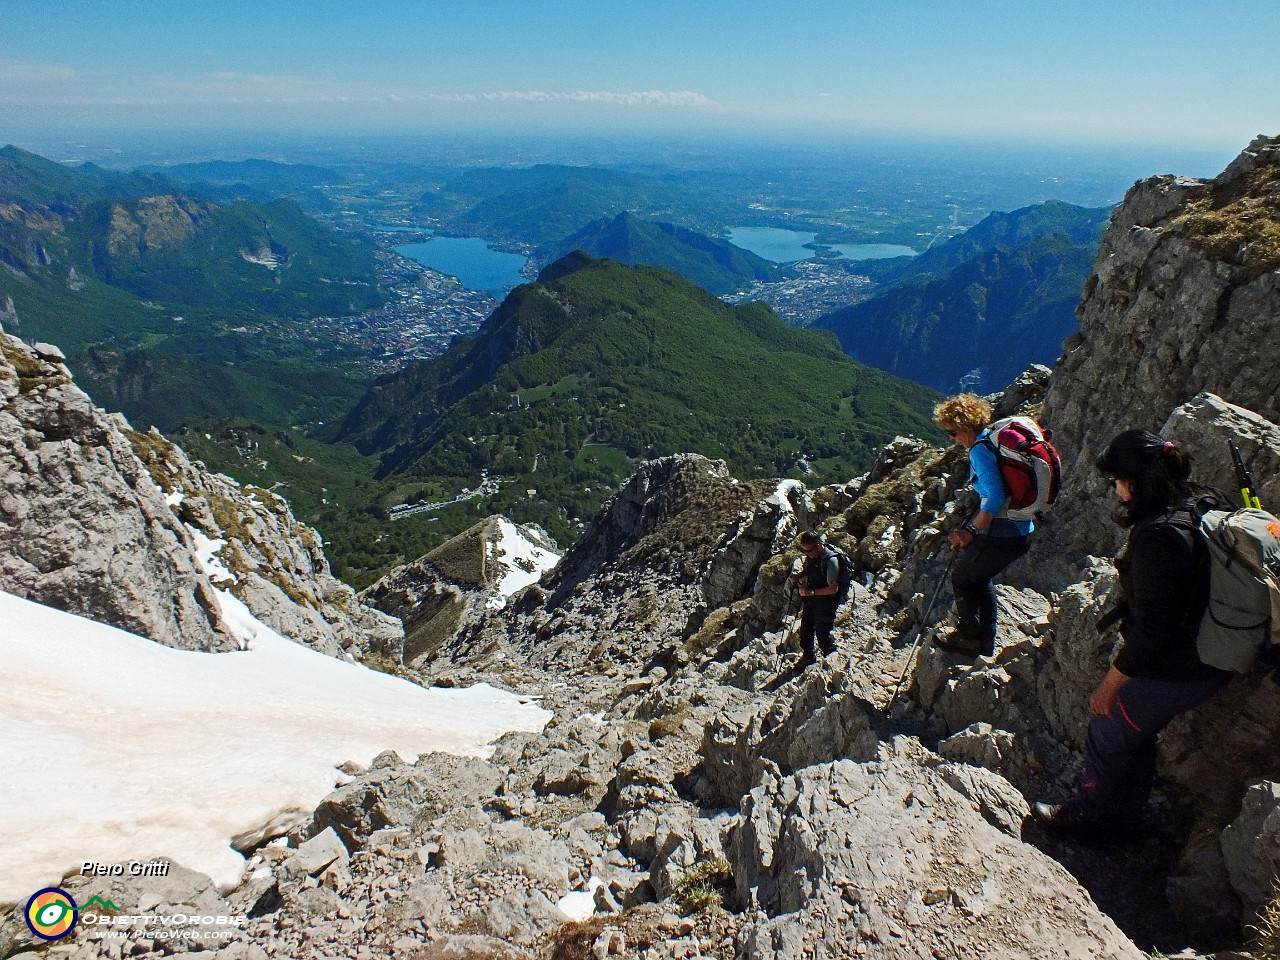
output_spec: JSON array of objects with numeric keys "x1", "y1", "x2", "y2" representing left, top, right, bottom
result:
[
  {"x1": 728, "y1": 226, "x2": 917, "y2": 264},
  {"x1": 396, "y1": 238, "x2": 529, "y2": 296}
]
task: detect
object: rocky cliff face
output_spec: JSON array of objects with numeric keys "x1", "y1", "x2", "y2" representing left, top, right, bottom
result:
[
  {"x1": 1039, "y1": 134, "x2": 1280, "y2": 579},
  {"x1": 451, "y1": 455, "x2": 803, "y2": 675},
  {"x1": 359, "y1": 515, "x2": 559, "y2": 667},
  {"x1": 0, "y1": 329, "x2": 234, "y2": 651},
  {"x1": 132, "y1": 427, "x2": 403, "y2": 661},
  {"x1": 0, "y1": 325, "x2": 401, "y2": 659}
]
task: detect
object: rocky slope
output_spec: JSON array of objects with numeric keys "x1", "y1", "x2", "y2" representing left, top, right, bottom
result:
[
  {"x1": 0, "y1": 329, "x2": 232, "y2": 651},
  {"x1": 0, "y1": 324, "x2": 401, "y2": 660},
  {"x1": 359, "y1": 515, "x2": 560, "y2": 667},
  {"x1": 4, "y1": 136, "x2": 1280, "y2": 960},
  {"x1": 1037, "y1": 134, "x2": 1280, "y2": 581}
]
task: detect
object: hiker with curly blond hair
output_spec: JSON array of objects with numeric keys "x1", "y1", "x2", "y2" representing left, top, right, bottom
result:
[{"x1": 932, "y1": 393, "x2": 1034, "y2": 657}]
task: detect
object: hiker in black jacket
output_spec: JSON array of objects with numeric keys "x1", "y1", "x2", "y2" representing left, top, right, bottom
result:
[
  {"x1": 790, "y1": 531, "x2": 840, "y2": 666},
  {"x1": 1033, "y1": 429, "x2": 1231, "y2": 842}
]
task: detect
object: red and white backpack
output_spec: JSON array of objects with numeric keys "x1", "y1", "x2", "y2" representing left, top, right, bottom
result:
[{"x1": 980, "y1": 416, "x2": 1063, "y2": 521}]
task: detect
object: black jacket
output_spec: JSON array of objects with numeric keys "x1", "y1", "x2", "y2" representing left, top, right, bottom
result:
[
  {"x1": 801, "y1": 548, "x2": 840, "y2": 600},
  {"x1": 1111, "y1": 497, "x2": 1226, "y2": 681}
]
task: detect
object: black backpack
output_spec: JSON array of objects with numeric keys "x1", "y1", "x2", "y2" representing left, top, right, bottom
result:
[{"x1": 826, "y1": 545, "x2": 856, "y2": 602}]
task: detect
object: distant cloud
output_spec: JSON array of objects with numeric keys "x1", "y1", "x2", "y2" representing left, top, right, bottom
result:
[
  {"x1": 420, "y1": 90, "x2": 713, "y2": 107},
  {"x1": 0, "y1": 59, "x2": 76, "y2": 83},
  {"x1": 0, "y1": 63, "x2": 714, "y2": 112}
]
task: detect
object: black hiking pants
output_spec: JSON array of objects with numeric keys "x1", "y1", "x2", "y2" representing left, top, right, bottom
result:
[
  {"x1": 799, "y1": 595, "x2": 839, "y2": 662},
  {"x1": 1077, "y1": 673, "x2": 1228, "y2": 830},
  {"x1": 951, "y1": 534, "x2": 1030, "y2": 643}
]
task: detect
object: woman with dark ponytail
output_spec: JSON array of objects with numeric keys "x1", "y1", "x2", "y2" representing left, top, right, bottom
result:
[{"x1": 1033, "y1": 429, "x2": 1230, "y2": 842}]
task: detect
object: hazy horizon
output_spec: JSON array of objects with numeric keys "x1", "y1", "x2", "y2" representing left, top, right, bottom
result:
[{"x1": 2, "y1": 0, "x2": 1275, "y2": 161}]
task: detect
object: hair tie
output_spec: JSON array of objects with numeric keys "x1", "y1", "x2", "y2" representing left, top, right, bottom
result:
[{"x1": 1163, "y1": 442, "x2": 1175, "y2": 452}]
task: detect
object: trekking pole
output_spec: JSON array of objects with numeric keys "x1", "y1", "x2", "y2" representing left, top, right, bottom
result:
[
  {"x1": 886, "y1": 549, "x2": 958, "y2": 708},
  {"x1": 885, "y1": 507, "x2": 976, "y2": 708},
  {"x1": 777, "y1": 570, "x2": 801, "y2": 654},
  {"x1": 1230, "y1": 440, "x2": 1263, "y2": 509}
]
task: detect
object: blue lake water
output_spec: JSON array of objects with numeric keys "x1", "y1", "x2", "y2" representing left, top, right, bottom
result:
[
  {"x1": 828, "y1": 242, "x2": 919, "y2": 261},
  {"x1": 395, "y1": 239, "x2": 528, "y2": 296},
  {"x1": 728, "y1": 226, "x2": 916, "y2": 264}
]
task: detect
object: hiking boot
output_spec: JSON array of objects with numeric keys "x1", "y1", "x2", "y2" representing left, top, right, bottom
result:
[
  {"x1": 1031, "y1": 801, "x2": 1117, "y2": 845},
  {"x1": 932, "y1": 630, "x2": 994, "y2": 658}
]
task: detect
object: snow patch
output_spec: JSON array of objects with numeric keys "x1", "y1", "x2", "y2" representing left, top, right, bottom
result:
[
  {"x1": 189, "y1": 528, "x2": 235, "y2": 585},
  {"x1": 485, "y1": 517, "x2": 560, "y2": 610},
  {"x1": 556, "y1": 876, "x2": 605, "y2": 920},
  {"x1": 766, "y1": 479, "x2": 809, "y2": 538},
  {"x1": 240, "y1": 248, "x2": 281, "y2": 269},
  {"x1": 0, "y1": 590, "x2": 551, "y2": 905}
]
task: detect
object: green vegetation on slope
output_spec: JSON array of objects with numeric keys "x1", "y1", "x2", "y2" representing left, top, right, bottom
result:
[
  {"x1": 0, "y1": 144, "x2": 383, "y2": 432},
  {"x1": 817, "y1": 201, "x2": 1110, "y2": 393},
  {"x1": 419, "y1": 164, "x2": 705, "y2": 248},
  {"x1": 337, "y1": 255, "x2": 941, "y2": 550},
  {"x1": 555, "y1": 212, "x2": 791, "y2": 296}
]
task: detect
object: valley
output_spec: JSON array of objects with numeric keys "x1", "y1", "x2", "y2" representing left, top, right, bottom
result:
[{"x1": 0, "y1": 140, "x2": 1128, "y2": 586}]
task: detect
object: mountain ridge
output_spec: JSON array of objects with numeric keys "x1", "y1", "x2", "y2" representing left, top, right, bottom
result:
[
  {"x1": 554, "y1": 211, "x2": 789, "y2": 295},
  {"x1": 816, "y1": 200, "x2": 1110, "y2": 392},
  {"x1": 335, "y1": 253, "x2": 941, "y2": 544},
  {"x1": 0, "y1": 145, "x2": 383, "y2": 432}
]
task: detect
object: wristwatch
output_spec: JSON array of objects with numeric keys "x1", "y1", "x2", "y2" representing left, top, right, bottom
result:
[{"x1": 964, "y1": 523, "x2": 979, "y2": 538}]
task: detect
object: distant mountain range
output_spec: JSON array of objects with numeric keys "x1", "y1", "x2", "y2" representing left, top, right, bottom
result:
[
  {"x1": 418, "y1": 164, "x2": 723, "y2": 249},
  {"x1": 138, "y1": 158, "x2": 341, "y2": 191},
  {"x1": 336, "y1": 253, "x2": 940, "y2": 546},
  {"x1": 0, "y1": 145, "x2": 381, "y2": 429},
  {"x1": 554, "y1": 212, "x2": 791, "y2": 296},
  {"x1": 817, "y1": 201, "x2": 1111, "y2": 393},
  {"x1": 136, "y1": 157, "x2": 344, "y2": 209}
]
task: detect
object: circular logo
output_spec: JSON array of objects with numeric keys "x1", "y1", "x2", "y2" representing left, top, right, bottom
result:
[{"x1": 25, "y1": 887, "x2": 79, "y2": 941}]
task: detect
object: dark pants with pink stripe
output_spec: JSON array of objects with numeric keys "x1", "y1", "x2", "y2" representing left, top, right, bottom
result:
[{"x1": 1077, "y1": 674, "x2": 1228, "y2": 829}]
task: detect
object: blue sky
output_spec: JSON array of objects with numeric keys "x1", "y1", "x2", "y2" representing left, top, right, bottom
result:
[{"x1": 1, "y1": 0, "x2": 1276, "y2": 150}]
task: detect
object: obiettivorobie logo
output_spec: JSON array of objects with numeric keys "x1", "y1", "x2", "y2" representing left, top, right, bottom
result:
[
  {"x1": 24, "y1": 890, "x2": 120, "y2": 941},
  {"x1": 24, "y1": 883, "x2": 242, "y2": 946},
  {"x1": 25, "y1": 888, "x2": 77, "y2": 941}
]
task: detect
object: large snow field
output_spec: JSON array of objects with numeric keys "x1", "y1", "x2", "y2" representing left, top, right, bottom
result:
[{"x1": 0, "y1": 589, "x2": 551, "y2": 906}]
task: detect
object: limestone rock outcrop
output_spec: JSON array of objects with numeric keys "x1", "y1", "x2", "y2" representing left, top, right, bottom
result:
[
  {"x1": 1039, "y1": 134, "x2": 1280, "y2": 579},
  {"x1": 453, "y1": 455, "x2": 790, "y2": 673},
  {"x1": 115, "y1": 424, "x2": 403, "y2": 660},
  {"x1": 360, "y1": 515, "x2": 559, "y2": 667},
  {"x1": 0, "y1": 327, "x2": 234, "y2": 650},
  {"x1": 0, "y1": 325, "x2": 402, "y2": 659},
  {"x1": 733, "y1": 756, "x2": 1145, "y2": 960}
]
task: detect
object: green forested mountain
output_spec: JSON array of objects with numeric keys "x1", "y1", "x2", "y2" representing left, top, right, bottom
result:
[
  {"x1": 417, "y1": 164, "x2": 716, "y2": 248},
  {"x1": 554, "y1": 212, "x2": 790, "y2": 295},
  {"x1": 816, "y1": 201, "x2": 1110, "y2": 393},
  {"x1": 337, "y1": 254, "x2": 941, "y2": 546},
  {"x1": 0, "y1": 145, "x2": 381, "y2": 430}
]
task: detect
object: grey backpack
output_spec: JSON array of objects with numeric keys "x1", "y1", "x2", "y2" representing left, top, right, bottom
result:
[{"x1": 1194, "y1": 504, "x2": 1280, "y2": 673}]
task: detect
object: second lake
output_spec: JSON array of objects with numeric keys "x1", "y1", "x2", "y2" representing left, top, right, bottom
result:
[{"x1": 728, "y1": 227, "x2": 917, "y2": 264}]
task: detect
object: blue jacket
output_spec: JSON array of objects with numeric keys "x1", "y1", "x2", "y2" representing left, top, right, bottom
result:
[{"x1": 970, "y1": 429, "x2": 1034, "y2": 537}]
